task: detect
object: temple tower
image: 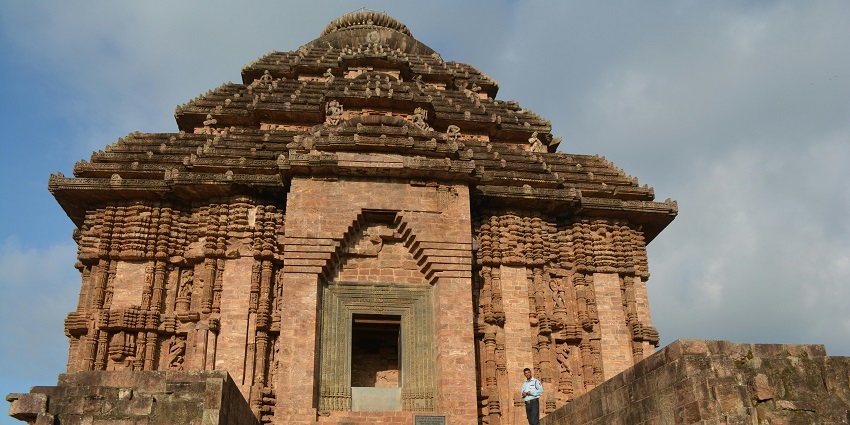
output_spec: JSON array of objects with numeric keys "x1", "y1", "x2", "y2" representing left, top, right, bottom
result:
[{"x1": 33, "y1": 10, "x2": 676, "y2": 425}]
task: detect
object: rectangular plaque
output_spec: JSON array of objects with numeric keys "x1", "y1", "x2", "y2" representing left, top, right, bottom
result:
[{"x1": 414, "y1": 415, "x2": 446, "y2": 425}]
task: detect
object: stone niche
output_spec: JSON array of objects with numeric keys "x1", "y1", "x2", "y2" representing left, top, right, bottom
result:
[{"x1": 318, "y1": 281, "x2": 436, "y2": 414}]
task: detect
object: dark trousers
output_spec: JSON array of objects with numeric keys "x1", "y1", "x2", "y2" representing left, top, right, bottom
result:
[{"x1": 525, "y1": 398, "x2": 540, "y2": 425}]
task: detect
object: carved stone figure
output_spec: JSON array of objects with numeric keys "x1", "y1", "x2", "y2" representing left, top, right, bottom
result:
[
  {"x1": 366, "y1": 30, "x2": 382, "y2": 44},
  {"x1": 550, "y1": 276, "x2": 566, "y2": 311},
  {"x1": 168, "y1": 336, "x2": 186, "y2": 370},
  {"x1": 325, "y1": 100, "x2": 343, "y2": 125},
  {"x1": 412, "y1": 107, "x2": 431, "y2": 131},
  {"x1": 413, "y1": 74, "x2": 425, "y2": 93},
  {"x1": 259, "y1": 70, "x2": 273, "y2": 84},
  {"x1": 529, "y1": 131, "x2": 546, "y2": 153},
  {"x1": 555, "y1": 343, "x2": 571, "y2": 385},
  {"x1": 178, "y1": 269, "x2": 194, "y2": 299},
  {"x1": 176, "y1": 269, "x2": 193, "y2": 312},
  {"x1": 447, "y1": 125, "x2": 461, "y2": 141}
]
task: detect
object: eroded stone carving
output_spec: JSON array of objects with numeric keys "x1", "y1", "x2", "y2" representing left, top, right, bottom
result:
[
  {"x1": 167, "y1": 335, "x2": 186, "y2": 370},
  {"x1": 326, "y1": 100, "x2": 343, "y2": 125},
  {"x1": 446, "y1": 125, "x2": 461, "y2": 141},
  {"x1": 529, "y1": 131, "x2": 546, "y2": 153},
  {"x1": 412, "y1": 107, "x2": 431, "y2": 131},
  {"x1": 203, "y1": 114, "x2": 217, "y2": 134}
]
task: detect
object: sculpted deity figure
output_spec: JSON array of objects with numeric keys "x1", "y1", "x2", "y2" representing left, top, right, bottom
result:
[
  {"x1": 365, "y1": 30, "x2": 382, "y2": 44},
  {"x1": 556, "y1": 344, "x2": 570, "y2": 378},
  {"x1": 447, "y1": 125, "x2": 461, "y2": 141},
  {"x1": 413, "y1": 75, "x2": 425, "y2": 93},
  {"x1": 555, "y1": 343, "x2": 573, "y2": 398},
  {"x1": 259, "y1": 70, "x2": 273, "y2": 83},
  {"x1": 323, "y1": 68, "x2": 335, "y2": 84},
  {"x1": 549, "y1": 276, "x2": 566, "y2": 311},
  {"x1": 529, "y1": 131, "x2": 546, "y2": 153},
  {"x1": 412, "y1": 107, "x2": 431, "y2": 131},
  {"x1": 168, "y1": 335, "x2": 186, "y2": 370},
  {"x1": 178, "y1": 269, "x2": 194, "y2": 299},
  {"x1": 325, "y1": 100, "x2": 343, "y2": 125}
]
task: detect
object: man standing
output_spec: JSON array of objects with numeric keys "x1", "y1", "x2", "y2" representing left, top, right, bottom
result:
[{"x1": 521, "y1": 367, "x2": 543, "y2": 425}]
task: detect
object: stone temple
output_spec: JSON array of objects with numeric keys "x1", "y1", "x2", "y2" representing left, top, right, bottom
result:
[{"x1": 8, "y1": 10, "x2": 850, "y2": 425}]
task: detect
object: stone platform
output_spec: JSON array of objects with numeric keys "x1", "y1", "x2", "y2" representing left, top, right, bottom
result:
[
  {"x1": 7, "y1": 370, "x2": 257, "y2": 425},
  {"x1": 541, "y1": 339, "x2": 850, "y2": 425}
]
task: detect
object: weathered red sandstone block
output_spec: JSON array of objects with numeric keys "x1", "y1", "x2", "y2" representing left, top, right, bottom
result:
[
  {"x1": 541, "y1": 339, "x2": 850, "y2": 425},
  {"x1": 9, "y1": 371, "x2": 257, "y2": 425}
]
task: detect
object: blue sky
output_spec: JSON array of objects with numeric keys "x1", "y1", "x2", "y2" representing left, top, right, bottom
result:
[{"x1": 1, "y1": 2, "x2": 849, "y2": 421}]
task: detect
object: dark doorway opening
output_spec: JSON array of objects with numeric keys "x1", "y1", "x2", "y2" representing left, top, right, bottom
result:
[{"x1": 351, "y1": 314, "x2": 400, "y2": 387}]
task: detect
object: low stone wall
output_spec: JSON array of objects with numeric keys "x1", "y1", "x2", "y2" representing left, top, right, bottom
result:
[
  {"x1": 7, "y1": 370, "x2": 258, "y2": 425},
  {"x1": 541, "y1": 339, "x2": 850, "y2": 425}
]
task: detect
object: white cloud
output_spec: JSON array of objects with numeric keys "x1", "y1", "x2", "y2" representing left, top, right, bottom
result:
[
  {"x1": 0, "y1": 238, "x2": 79, "y2": 397},
  {"x1": 649, "y1": 135, "x2": 850, "y2": 354},
  {"x1": 1, "y1": 6, "x2": 849, "y2": 418}
]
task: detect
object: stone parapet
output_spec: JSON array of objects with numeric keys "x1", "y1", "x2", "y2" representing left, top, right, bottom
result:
[
  {"x1": 540, "y1": 339, "x2": 850, "y2": 425},
  {"x1": 7, "y1": 370, "x2": 258, "y2": 425}
]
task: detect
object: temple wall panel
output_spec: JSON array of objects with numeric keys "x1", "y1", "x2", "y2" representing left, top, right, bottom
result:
[
  {"x1": 276, "y1": 176, "x2": 475, "y2": 424},
  {"x1": 433, "y1": 276, "x2": 477, "y2": 422},
  {"x1": 498, "y1": 265, "x2": 534, "y2": 424},
  {"x1": 591, "y1": 272, "x2": 632, "y2": 381},
  {"x1": 215, "y1": 256, "x2": 254, "y2": 398},
  {"x1": 334, "y1": 239, "x2": 425, "y2": 285},
  {"x1": 632, "y1": 275, "x2": 656, "y2": 359},
  {"x1": 469, "y1": 210, "x2": 661, "y2": 424},
  {"x1": 110, "y1": 261, "x2": 147, "y2": 309}
]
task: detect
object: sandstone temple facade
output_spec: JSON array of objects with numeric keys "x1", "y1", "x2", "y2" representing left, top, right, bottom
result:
[{"x1": 8, "y1": 11, "x2": 686, "y2": 425}]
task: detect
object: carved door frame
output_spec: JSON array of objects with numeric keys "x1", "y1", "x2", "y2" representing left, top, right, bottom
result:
[{"x1": 318, "y1": 281, "x2": 436, "y2": 413}]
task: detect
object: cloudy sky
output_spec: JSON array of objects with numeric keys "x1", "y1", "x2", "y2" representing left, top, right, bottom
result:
[{"x1": 1, "y1": 1, "x2": 848, "y2": 416}]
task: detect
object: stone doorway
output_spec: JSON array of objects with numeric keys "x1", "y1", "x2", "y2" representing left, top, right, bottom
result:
[
  {"x1": 351, "y1": 314, "x2": 400, "y2": 387},
  {"x1": 318, "y1": 282, "x2": 436, "y2": 413}
]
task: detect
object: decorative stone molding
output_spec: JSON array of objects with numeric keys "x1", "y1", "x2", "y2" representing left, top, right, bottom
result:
[{"x1": 318, "y1": 282, "x2": 436, "y2": 413}]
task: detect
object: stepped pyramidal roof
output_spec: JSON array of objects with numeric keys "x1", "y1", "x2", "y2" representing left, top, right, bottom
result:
[{"x1": 49, "y1": 9, "x2": 676, "y2": 238}]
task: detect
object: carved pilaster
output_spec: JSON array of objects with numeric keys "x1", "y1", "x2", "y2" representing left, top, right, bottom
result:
[
  {"x1": 91, "y1": 259, "x2": 109, "y2": 310},
  {"x1": 151, "y1": 261, "x2": 166, "y2": 313},
  {"x1": 201, "y1": 258, "x2": 215, "y2": 314},
  {"x1": 580, "y1": 339, "x2": 593, "y2": 392},
  {"x1": 140, "y1": 265, "x2": 154, "y2": 310},
  {"x1": 94, "y1": 328, "x2": 108, "y2": 371},
  {"x1": 212, "y1": 259, "x2": 224, "y2": 314}
]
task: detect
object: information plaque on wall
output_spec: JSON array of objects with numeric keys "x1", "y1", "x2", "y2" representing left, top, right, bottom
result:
[{"x1": 414, "y1": 415, "x2": 446, "y2": 425}]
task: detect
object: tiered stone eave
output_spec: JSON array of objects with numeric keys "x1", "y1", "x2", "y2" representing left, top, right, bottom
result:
[
  {"x1": 60, "y1": 129, "x2": 655, "y2": 189},
  {"x1": 174, "y1": 70, "x2": 513, "y2": 139},
  {"x1": 51, "y1": 120, "x2": 676, "y2": 237}
]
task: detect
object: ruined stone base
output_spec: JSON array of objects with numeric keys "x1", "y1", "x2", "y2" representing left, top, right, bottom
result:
[
  {"x1": 541, "y1": 339, "x2": 850, "y2": 425},
  {"x1": 7, "y1": 370, "x2": 258, "y2": 425}
]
